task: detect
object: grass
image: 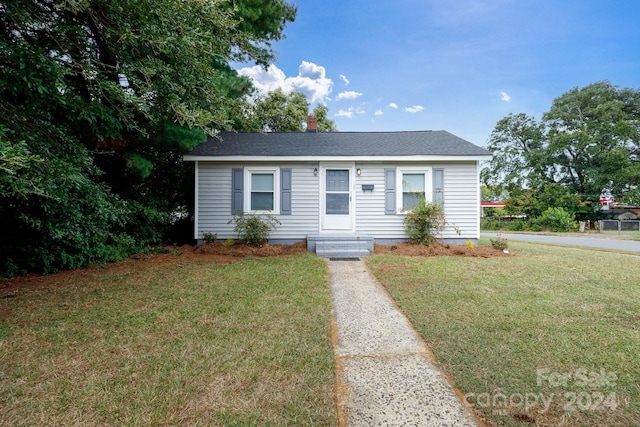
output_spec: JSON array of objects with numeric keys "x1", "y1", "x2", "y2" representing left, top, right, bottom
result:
[
  {"x1": 0, "y1": 253, "x2": 337, "y2": 426},
  {"x1": 367, "y1": 240, "x2": 640, "y2": 427}
]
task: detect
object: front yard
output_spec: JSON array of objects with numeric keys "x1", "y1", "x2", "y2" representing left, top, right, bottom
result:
[
  {"x1": 0, "y1": 252, "x2": 336, "y2": 426},
  {"x1": 2, "y1": 240, "x2": 639, "y2": 426},
  {"x1": 368, "y1": 240, "x2": 640, "y2": 426}
]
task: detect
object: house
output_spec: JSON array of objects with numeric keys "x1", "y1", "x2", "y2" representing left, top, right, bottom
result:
[{"x1": 183, "y1": 117, "x2": 491, "y2": 256}]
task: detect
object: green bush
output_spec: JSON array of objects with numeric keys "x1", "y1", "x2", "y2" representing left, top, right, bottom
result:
[
  {"x1": 203, "y1": 232, "x2": 217, "y2": 243},
  {"x1": 490, "y1": 236, "x2": 509, "y2": 250},
  {"x1": 229, "y1": 212, "x2": 280, "y2": 246},
  {"x1": 535, "y1": 207, "x2": 577, "y2": 232},
  {"x1": 403, "y1": 199, "x2": 446, "y2": 246}
]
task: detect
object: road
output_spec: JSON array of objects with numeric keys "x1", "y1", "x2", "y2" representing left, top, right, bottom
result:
[{"x1": 482, "y1": 232, "x2": 640, "y2": 253}]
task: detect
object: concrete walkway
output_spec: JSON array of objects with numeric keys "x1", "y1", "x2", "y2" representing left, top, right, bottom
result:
[{"x1": 327, "y1": 258, "x2": 479, "y2": 427}]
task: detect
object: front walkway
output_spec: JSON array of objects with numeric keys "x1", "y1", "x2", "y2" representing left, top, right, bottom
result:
[{"x1": 327, "y1": 258, "x2": 479, "y2": 426}]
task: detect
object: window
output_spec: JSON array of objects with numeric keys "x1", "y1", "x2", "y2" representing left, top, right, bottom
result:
[
  {"x1": 396, "y1": 167, "x2": 431, "y2": 212},
  {"x1": 402, "y1": 173, "x2": 425, "y2": 210},
  {"x1": 251, "y1": 173, "x2": 274, "y2": 210},
  {"x1": 245, "y1": 167, "x2": 280, "y2": 213}
]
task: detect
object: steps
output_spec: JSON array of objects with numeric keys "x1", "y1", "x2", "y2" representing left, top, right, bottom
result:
[{"x1": 307, "y1": 234, "x2": 374, "y2": 258}]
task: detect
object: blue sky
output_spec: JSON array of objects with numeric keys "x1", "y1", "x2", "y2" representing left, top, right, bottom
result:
[{"x1": 238, "y1": 0, "x2": 640, "y2": 146}]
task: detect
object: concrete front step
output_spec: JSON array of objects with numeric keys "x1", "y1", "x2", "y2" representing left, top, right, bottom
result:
[
  {"x1": 316, "y1": 247, "x2": 371, "y2": 258},
  {"x1": 308, "y1": 234, "x2": 374, "y2": 258}
]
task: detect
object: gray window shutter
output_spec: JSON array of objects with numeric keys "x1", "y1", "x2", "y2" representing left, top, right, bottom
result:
[
  {"x1": 384, "y1": 168, "x2": 396, "y2": 214},
  {"x1": 433, "y1": 168, "x2": 444, "y2": 206},
  {"x1": 231, "y1": 168, "x2": 243, "y2": 213},
  {"x1": 280, "y1": 168, "x2": 292, "y2": 215}
]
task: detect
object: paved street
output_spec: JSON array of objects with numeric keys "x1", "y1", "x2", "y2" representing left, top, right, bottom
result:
[{"x1": 482, "y1": 232, "x2": 640, "y2": 253}]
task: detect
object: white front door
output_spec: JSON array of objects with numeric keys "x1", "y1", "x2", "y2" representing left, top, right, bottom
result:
[{"x1": 321, "y1": 164, "x2": 355, "y2": 232}]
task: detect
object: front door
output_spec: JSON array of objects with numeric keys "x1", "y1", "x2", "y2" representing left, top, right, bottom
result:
[{"x1": 321, "y1": 164, "x2": 354, "y2": 232}]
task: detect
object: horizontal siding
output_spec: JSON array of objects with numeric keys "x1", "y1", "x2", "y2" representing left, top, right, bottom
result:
[
  {"x1": 196, "y1": 162, "x2": 319, "y2": 239},
  {"x1": 439, "y1": 162, "x2": 479, "y2": 239},
  {"x1": 355, "y1": 165, "x2": 404, "y2": 238},
  {"x1": 353, "y1": 162, "x2": 480, "y2": 240},
  {"x1": 196, "y1": 161, "x2": 480, "y2": 241}
]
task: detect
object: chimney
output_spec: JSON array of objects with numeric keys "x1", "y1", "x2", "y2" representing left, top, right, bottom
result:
[{"x1": 306, "y1": 113, "x2": 318, "y2": 132}]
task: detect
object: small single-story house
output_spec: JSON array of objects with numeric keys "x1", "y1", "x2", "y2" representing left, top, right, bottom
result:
[{"x1": 183, "y1": 118, "x2": 491, "y2": 256}]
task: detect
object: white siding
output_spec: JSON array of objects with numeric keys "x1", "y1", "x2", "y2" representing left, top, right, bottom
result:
[
  {"x1": 353, "y1": 161, "x2": 480, "y2": 240},
  {"x1": 195, "y1": 161, "x2": 480, "y2": 241},
  {"x1": 438, "y1": 162, "x2": 481, "y2": 240},
  {"x1": 195, "y1": 162, "x2": 319, "y2": 239}
]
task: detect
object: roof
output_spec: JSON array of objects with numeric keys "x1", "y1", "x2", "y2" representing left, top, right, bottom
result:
[{"x1": 183, "y1": 130, "x2": 491, "y2": 160}]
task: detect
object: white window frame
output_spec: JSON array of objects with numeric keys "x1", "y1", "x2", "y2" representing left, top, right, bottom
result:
[
  {"x1": 244, "y1": 167, "x2": 280, "y2": 214},
  {"x1": 396, "y1": 167, "x2": 432, "y2": 213}
]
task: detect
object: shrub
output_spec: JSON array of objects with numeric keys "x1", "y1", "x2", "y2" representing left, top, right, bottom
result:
[
  {"x1": 490, "y1": 236, "x2": 508, "y2": 251},
  {"x1": 228, "y1": 212, "x2": 280, "y2": 246},
  {"x1": 403, "y1": 199, "x2": 446, "y2": 246},
  {"x1": 535, "y1": 207, "x2": 577, "y2": 232},
  {"x1": 202, "y1": 232, "x2": 217, "y2": 243},
  {"x1": 481, "y1": 218, "x2": 502, "y2": 231}
]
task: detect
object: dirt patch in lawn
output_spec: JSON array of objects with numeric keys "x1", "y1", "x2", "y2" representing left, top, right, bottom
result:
[{"x1": 374, "y1": 242, "x2": 510, "y2": 258}]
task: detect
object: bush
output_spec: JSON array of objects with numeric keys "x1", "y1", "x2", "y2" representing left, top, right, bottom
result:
[
  {"x1": 403, "y1": 199, "x2": 446, "y2": 246},
  {"x1": 228, "y1": 212, "x2": 280, "y2": 246},
  {"x1": 490, "y1": 236, "x2": 508, "y2": 251},
  {"x1": 202, "y1": 232, "x2": 217, "y2": 243},
  {"x1": 481, "y1": 218, "x2": 502, "y2": 231},
  {"x1": 535, "y1": 207, "x2": 577, "y2": 232}
]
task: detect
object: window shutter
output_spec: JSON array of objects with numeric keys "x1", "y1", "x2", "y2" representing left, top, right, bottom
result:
[
  {"x1": 280, "y1": 168, "x2": 292, "y2": 215},
  {"x1": 231, "y1": 168, "x2": 243, "y2": 213},
  {"x1": 384, "y1": 168, "x2": 396, "y2": 214},
  {"x1": 433, "y1": 168, "x2": 444, "y2": 206}
]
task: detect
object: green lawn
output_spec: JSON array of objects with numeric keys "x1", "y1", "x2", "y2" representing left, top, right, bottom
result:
[
  {"x1": 0, "y1": 254, "x2": 337, "y2": 426},
  {"x1": 367, "y1": 241, "x2": 640, "y2": 427}
]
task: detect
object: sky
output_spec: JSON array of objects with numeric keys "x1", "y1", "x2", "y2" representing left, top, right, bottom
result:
[{"x1": 237, "y1": 0, "x2": 640, "y2": 146}]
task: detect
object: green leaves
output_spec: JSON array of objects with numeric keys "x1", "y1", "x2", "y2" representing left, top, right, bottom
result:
[
  {"x1": 229, "y1": 212, "x2": 281, "y2": 246},
  {"x1": 402, "y1": 199, "x2": 446, "y2": 246},
  {"x1": 482, "y1": 81, "x2": 640, "y2": 211},
  {"x1": 0, "y1": 0, "x2": 297, "y2": 277}
]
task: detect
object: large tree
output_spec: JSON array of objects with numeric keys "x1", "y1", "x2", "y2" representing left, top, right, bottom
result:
[
  {"x1": 0, "y1": 0, "x2": 296, "y2": 276},
  {"x1": 482, "y1": 81, "x2": 640, "y2": 214},
  {"x1": 251, "y1": 88, "x2": 337, "y2": 132}
]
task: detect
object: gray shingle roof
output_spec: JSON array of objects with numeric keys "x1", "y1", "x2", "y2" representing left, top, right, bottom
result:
[{"x1": 185, "y1": 130, "x2": 490, "y2": 157}]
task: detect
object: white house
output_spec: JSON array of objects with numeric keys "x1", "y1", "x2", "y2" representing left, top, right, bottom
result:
[{"x1": 183, "y1": 120, "x2": 491, "y2": 256}]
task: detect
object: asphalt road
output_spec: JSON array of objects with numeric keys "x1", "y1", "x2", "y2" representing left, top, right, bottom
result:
[{"x1": 482, "y1": 232, "x2": 640, "y2": 253}]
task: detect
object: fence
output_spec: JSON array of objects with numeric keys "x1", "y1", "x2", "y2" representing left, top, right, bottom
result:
[{"x1": 599, "y1": 220, "x2": 640, "y2": 234}]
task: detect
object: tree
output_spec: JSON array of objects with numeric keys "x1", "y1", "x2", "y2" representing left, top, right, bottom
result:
[
  {"x1": 0, "y1": 0, "x2": 296, "y2": 276},
  {"x1": 254, "y1": 89, "x2": 310, "y2": 131},
  {"x1": 504, "y1": 183, "x2": 585, "y2": 219},
  {"x1": 481, "y1": 113, "x2": 547, "y2": 194},
  {"x1": 312, "y1": 104, "x2": 338, "y2": 132},
  {"x1": 251, "y1": 89, "x2": 337, "y2": 132},
  {"x1": 482, "y1": 81, "x2": 640, "y2": 217}
]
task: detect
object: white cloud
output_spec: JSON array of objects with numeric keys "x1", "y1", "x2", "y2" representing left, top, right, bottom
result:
[
  {"x1": 374, "y1": 109, "x2": 384, "y2": 116},
  {"x1": 237, "y1": 60, "x2": 333, "y2": 104},
  {"x1": 404, "y1": 105, "x2": 424, "y2": 113},
  {"x1": 335, "y1": 109, "x2": 354, "y2": 118},
  {"x1": 335, "y1": 106, "x2": 366, "y2": 119},
  {"x1": 339, "y1": 74, "x2": 350, "y2": 85},
  {"x1": 500, "y1": 91, "x2": 511, "y2": 102},
  {"x1": 388, "y1": 102, "x2": 399, "y2": 109},
  {"x1": 237, "y1": 64, "x2": 287, "y2": 94},
  {"x1": 336, "y1": 91, "x2": 363, "y2": 100}
]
